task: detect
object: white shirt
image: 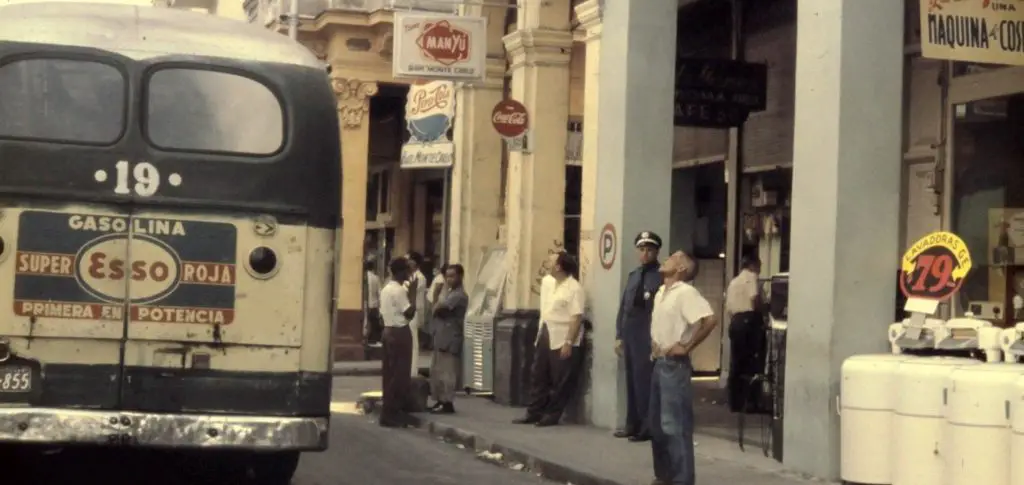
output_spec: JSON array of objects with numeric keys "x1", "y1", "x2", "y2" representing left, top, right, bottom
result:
[
  {"x1": 366, "y1": 270, "x2": 381, "y2": 309},
  {"x1": 651, "y1": 281, "x2": 715, "y2": 351},
  {"x1": 380, "y1": 280, "x2": 412, "y2": 327},
  {"x1": 725, "y1": 269, "x2": 759, "y2": 317},
  {"x1": 427, "y1": 273, "x2": 445, "y2": 304},
  {"x1": 540, "y1": 276, "x2": 585, "y2": 349},
  {"x1": 403, "y1": 270, "x2": 428, "y2": 328}
]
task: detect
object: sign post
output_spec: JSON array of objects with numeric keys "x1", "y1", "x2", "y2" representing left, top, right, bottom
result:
[
  {"x1": 491, "y1": 99, "x2": 530, "y2": 153},
  {"x1": 898, "y1": 231, "x2": 974, "y2": 339}
]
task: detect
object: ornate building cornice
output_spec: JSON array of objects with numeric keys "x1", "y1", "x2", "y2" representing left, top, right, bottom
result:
[
  {"x1": 574, "y1": 0, "x2": 602, "y2": 42},
  {"x1": 331, "y1": 78, "x2": 379, "y2": 129}
]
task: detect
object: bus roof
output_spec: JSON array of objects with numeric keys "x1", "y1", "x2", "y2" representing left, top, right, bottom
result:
[{"x1": 0, "y1": 1, "x2": 323, "y2": 68}]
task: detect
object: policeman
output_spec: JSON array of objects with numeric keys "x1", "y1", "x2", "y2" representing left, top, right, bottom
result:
[{"x1": 613, "y1": 231, "x2": 663, "y2": 442}]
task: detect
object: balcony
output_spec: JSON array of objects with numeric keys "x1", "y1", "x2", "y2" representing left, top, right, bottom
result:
[{"x1": 247, "y1": 0, "x2": 456, "y2": 25}]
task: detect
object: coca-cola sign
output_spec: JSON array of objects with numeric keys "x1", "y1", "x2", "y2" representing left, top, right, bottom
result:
[{"x1": 491, "y1": 100, "x2": 529, "y2": 138}]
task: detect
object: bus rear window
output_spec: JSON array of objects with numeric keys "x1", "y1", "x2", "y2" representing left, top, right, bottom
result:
[
  {"x1": 146, "y1": 69, "x2": 284, "y2": 156},
  {"x1": 0, "y1": 58, "x2": 125, "y2": 144}
]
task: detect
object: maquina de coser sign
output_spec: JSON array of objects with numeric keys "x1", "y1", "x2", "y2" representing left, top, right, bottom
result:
[{"x1": 674, "y1": 58, "x2": 767, "y2": 128}]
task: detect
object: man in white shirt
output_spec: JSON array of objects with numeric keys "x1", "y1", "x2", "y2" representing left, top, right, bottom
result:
[
  {"x1": 379, "y1": 257, "x2": 418, "y2": 428},
  {"x1": 405, "y1": 252, "x2": 428, "y2": 378},
  {"x1": 514, "y1": 251, "x2": 585, "y2": 427},
  {"x1": 364, "y1": 260, "x2": 383, "y2": 346},
  {"x1": 649, "y1": 250, "x2": 718, "y2": 485},
  {"x1": 724, "y1": 255, "x2": 766, "y2": 413}
]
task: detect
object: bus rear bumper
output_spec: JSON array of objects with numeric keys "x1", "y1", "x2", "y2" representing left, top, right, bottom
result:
[{"x1": 0, "y1": 407, "x2": 328, "y2": 451}]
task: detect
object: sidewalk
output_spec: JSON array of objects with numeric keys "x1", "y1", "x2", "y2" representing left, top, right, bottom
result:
[
  {"x1": 401, "y1": 396, "x2": 833, "y2": 485},
  {"x1": 332, "y1": 354, "x2": 431, "y2": 376}
]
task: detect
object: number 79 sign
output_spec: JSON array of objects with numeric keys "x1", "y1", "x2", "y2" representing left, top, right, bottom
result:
[{"x1": 899, "y1": 231, "x2": 973, "y2": 301}]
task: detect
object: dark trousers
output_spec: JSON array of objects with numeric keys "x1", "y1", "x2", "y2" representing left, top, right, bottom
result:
[
  {"x1": 381, "y1": 325, "x2": 413, "y2": 421},
  {"x1": 526, "y1": 326, "x2": 584, "y2": 421},
  {"x1": 623, "y1": 325, "x2": 654, "y2": 435},
  {"x1": 727, "y1": 311, "x2": 766, "y2": 413},
  {"x1": 650, "y1": 356, "x2": 695, "y2": 485},
  {"x1": 366, "y1": 308, "x2": 383, "y2": 344}
]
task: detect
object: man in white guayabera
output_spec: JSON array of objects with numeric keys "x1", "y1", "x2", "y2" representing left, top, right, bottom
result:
[{"x1": 404, "y1": 251, "x2": 428, "y2": 378}]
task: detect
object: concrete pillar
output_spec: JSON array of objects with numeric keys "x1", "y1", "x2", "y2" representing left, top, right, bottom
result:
[
  {"x1": 411, "y1": 183, "x2": 428, "y2": 253},
  {"x1": 448, "y1": 4, "x2": 506, "y2": 284},
  {"x1": 331, "y1": 76, "x2": 378, "y2": 361},
  {"x1": 784, "y1": 0, "x2": 903, "y2": 478},
  {"x1": 502, "y1": 0, "x2": 572, "y2": 310},
  {"x1": 575, "y1": 0, "x2": 599, "y2": 291},
  {"x1": 587, "y1": 0, "x2": 677, "y2": 429}
]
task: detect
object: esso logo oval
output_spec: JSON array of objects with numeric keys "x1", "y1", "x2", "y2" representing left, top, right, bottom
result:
[{"x1": 75, "y1": 234, "x2": 181, "y2": 304}]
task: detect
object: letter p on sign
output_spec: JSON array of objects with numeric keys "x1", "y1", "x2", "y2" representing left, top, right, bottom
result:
[{"x1": 599, "y1": 223, "x2": 617, "y2": 270}]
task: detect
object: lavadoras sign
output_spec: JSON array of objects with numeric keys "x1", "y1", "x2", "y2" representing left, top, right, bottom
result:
[
  {"x1": 920, "y1": 0, "x2": 1024, "y2": 66},
  {"x1": 401, "y1": 80, "x2": 456, "y2": 170}
]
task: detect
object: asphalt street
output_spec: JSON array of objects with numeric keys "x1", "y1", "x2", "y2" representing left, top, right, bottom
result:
[{"x1": 4, "y1": 376, "x2": 552, "y2": 485}]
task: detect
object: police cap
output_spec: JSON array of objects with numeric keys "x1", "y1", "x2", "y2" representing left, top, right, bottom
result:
[{"x1": 634, "y1": 231, "x2": 662, "y2": 249}]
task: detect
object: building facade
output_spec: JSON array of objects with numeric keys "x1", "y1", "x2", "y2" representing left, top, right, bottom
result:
[{"x1": 254, "y1": 0, "x2": 1024, "y2": 479}]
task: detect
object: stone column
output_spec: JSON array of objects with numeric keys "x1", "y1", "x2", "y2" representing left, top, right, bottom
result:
[
  {"x1": 575, "y1": 0, "x2": 600, "y2": 294},
  {"x1": 587, "y1": 0, "x2": 677, "y2": 429},
  {"x1": 331, "y1": 77, "x2": 378, "y2": 361},
  {"x1": 502, "y1": 0, "x2": 573, "y2": 311},
  {"x1": 448, "y1": 4, "x2": 506, "y2": 284},
  {"x1": 784, "y1": 0, "x2": 903, "y2": 479}
]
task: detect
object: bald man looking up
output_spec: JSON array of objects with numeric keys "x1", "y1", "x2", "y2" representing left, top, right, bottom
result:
[{"x1": 648, "y1": 250, "x2": 718, "y2": 485}]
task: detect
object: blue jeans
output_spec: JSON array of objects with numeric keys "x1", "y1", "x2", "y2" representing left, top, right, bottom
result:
[{"x1": 650, "y1": 356, "x2": 695, "y2": 485}]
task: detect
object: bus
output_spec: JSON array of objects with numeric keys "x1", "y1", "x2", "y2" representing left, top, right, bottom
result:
[{"x1": 0, "y1": 2, "x2": 340, "y2": 483}]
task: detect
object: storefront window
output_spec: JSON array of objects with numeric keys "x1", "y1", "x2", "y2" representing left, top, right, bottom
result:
[{"x1": 951, "y1": 93, "x2": 1024, "y2": 324}]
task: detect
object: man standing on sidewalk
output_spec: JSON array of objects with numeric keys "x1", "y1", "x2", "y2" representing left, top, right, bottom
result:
[
  {"x1": 649, "y1": 250, "x2": 718, "y2": 485},
  {"x1": 514, "y1": 251, "x2": 586, "y2": 427},
  {"x1": 614, "y1": 231, "x2": 663, "y2": 442},
  {"x1": 405, "y1": 251, "x2": 428, "y2": 377},
  {"x1": 428, "y1": 263, "x2": 468, "y2": 414},
  {"x1": 379, "y1": 257, "x2": 417, "y2": 428},
  {"x1": 724, "y1": 254, "x2": 766, "y2": 413}
]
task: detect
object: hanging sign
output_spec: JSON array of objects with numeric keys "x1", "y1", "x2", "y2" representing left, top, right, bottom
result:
[
  {"x1": 899, "y1": 231, "x2": 973, "y2": 303},
  {"x1": 393, "y1": 12, "x2": 488, "y2": 81},
  {"x1": 674, "y1": 58, "x2": 767, "y2": 128},
  {"x1": 491, "y1": 99, "x2": 530, "y2": 153},
  {"x1": 401, "y1": 80, "x2": 456, "y2": 170},
  {"x1": 919, "y1": 0, "x2": 1024, "y2": 67}
]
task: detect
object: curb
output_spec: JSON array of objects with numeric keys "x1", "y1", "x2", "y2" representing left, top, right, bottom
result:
[
  {"x1": 331, "y1": 365, "x2": 431, "y2": 377},
  {"x1": 408, "y1": 415, "x2": 626, "y2": 485}
]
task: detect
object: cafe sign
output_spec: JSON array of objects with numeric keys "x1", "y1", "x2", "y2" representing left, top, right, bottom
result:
[
  {"x1": 674, "y1": 58, "x2": 768, "y2": 128},
  {"x1": 401, "y1": 80, "x2": 456, "y2": 170},
  {"x1": 920, "y1": 0, "x2": 1024, "y2": 66}
]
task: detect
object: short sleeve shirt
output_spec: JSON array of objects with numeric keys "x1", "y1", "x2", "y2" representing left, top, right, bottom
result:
[
  {"x1": 541, "y1": 277, "x2": 585, "y2": 348},
  {"x1": 725, "y1": 269, "x2": 759, "y2": 316},
  {"x1": 380, "y1": 280, "x2": 412, "y2": 328},
  {"x1": 651, "y1": 281, "x2": 714, "y2": 351}
]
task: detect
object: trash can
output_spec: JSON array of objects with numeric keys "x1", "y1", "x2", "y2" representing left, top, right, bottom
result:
[
  {"x1": 892, "y1": 357, "x2": 979, "y2": 485},
  {"x1": 839, "y1": 354, "x2": 908, "y2": 485},
  {"x1": 944, "y1": 363, "x2": 1024, "y2": 485},
  {"x1": 766, "y1": 273, "x2": 788, "y2": 462},
  {"x1": 492, "y1": 309, "x2": 539, "y2": 406}
]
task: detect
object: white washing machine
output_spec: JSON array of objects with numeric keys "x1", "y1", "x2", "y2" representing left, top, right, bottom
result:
[
  {"x1": 840, "y1": 354, "x2": 911, "y2": 485},
  {"x1": 944, "y1": 363, "x2": 1024, "y2": 485},
  {"x1": 892, "y1": 357, "x2": 981, "y2": 485}
]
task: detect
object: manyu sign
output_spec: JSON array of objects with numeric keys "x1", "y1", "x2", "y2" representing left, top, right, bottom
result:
[
  {"x1": 401, "y1": 80, "x2": 456, "y2": 170},
  {"x1": 920, "y1": 0, "x2": 1024, "y2": 67},
  {"x1": 393, "y1": 12, "x2": 488, "y2": 81},
  {"x1": 491, "y1": 99, "x2": 529, "y2": 152},
  {"x1": 674, "y1": 58, "x2": 767, "y2": 128}
]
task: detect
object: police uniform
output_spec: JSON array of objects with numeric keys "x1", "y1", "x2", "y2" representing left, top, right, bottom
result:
[{"x1": 614, "y1": 231, "x2": 663, "y2": 441}]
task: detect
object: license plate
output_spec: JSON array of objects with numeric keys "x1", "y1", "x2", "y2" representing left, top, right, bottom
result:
[{"x1": 0, "y1": 366, "x2": 32, "y2": 393}]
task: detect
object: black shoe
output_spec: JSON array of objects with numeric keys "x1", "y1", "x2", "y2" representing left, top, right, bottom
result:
[
  {"x1": 534, "y1": 415, "x2": 559, "y2": 427},
  {"x1": 430, "y1": 402, "x2": 455, "y2": 414},
  {"x1": 427, "y1": 401, "x2": 445, "y2": 412},
  {"x1": 512, "y1": 415, "x2": 540, "y2": 425},
  {"x1": 628, "y1": 434, "x2": 651, "y2": 442},
  {"x1": 613, "y1": 429, "x2": 635, "y2": 439}
]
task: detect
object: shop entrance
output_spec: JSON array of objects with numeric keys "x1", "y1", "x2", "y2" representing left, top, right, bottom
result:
[{"x1": 947, "y1": 66, "x2": 1024, "y2": 325}]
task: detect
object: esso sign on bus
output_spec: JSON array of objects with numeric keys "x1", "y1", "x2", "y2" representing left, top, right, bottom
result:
[{"x1": 491, "y1": 100, "x2": 529, "y2": 139}]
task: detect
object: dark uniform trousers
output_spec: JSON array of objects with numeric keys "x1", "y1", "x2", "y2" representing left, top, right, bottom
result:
[
  {"x1": 525, "y1": 326, "x2": 585, "y2": 421},
  {"x1": 619, "y1": 262, "x2": 661, "y2": 435},
  {"x1": 381, "y1": 325, "x2": 413, "y2": 421},
  {"x1": 726, "y1": 311, "x2": 766, "y2": 413}
]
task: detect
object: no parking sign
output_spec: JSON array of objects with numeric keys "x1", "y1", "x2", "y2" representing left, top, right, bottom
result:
[{"x1": 599, "y1": 223, "x2": 617, "y2": 270}]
